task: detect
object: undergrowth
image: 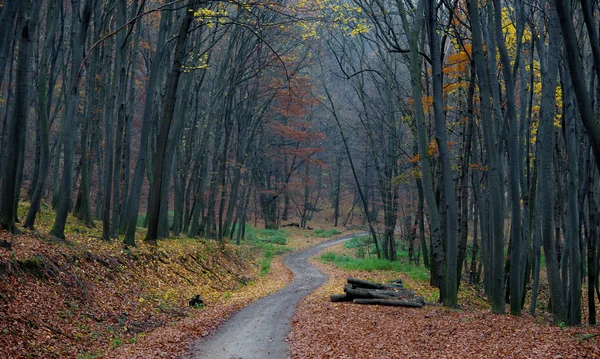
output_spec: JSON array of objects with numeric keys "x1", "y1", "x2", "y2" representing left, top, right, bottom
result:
[
  {"x1": 305, "y1": 228, "x2": 342, "y2": 238},
  {"x1": 245, "y1": 225, "x2": 290, "y2": 246},
  {"x1": 320, "y1": 252, "x2": 430, "y2": 283},
  {"x1": 244, "y1": 225, "x2": 291, "y2": 275}
]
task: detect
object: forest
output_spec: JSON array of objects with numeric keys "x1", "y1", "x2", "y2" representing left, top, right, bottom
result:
[{"x1": 1, "y1": 0, "x2": 600, "y2": 356}]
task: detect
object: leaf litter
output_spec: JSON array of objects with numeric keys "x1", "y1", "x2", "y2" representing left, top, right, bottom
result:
[
  {"x1": 0, "y1": 226, "x2": 293, "y2": 359},
  {"x1": 289, "y1": 244, "x2": 600, "y2": 359}
]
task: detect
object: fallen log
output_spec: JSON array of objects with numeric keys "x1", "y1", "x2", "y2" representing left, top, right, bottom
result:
[
  {"x1": 343, "y1": 285, "x2": 414, "y2": 299},
  {"x1": 354, "y1": 299, "x2": 423, "y2": 308},
  {"x1": 347, "y1": 277, "x2": 404, "y2": 290},
  {"x1": 330, "y1": 294, "x2": 353, "y2": 302},
  {"x1": 331, "y1": 278, "x2": 423, "y2": 307},
  {"x1": 347, "y1": 277, "x2": 387, "y2": 289}
]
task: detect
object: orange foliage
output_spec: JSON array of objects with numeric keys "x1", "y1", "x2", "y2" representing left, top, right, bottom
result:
[
  {"x1": 409, "y1": 140, "x2": 439, "y2": 163},
  {"x1": 269, "y1": 121, "x2": 326, "y2": 143},
  {"x1": 271, "y1": 74, "x2": 318, "y2": 119}
]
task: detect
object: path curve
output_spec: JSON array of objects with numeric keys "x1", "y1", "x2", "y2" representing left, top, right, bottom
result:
[{"x1": 187, "y1": 232, "x2": 366, "y2": 359}]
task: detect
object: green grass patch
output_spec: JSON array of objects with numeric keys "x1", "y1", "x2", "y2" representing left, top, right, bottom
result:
[
  {"x1": 243, "y1": 225, "x2": 291, "y2": 276},
  {"x1": 110, "y1": 336, "x2": 123, "y2": 349},
  {"x1": 343, "y1": 235, "x2": 379, "y2": 258},
  {"x1": 320, "y1": 252, "x2": 429, "y2": 282},
  {"x1": 245, "y1": 225, "x2": 290, "y2": 245},
  {"x1": 258, "y1": 257, "x2": 271, "y2": 276},
  {"x1": 136, "y1": 213, "x2": 147, "y2": 228},
  {"x1": 244, "y1": 225, "x2": 291, "y2": 256},
  {"x1": 306, "y1": 228, "x2": 342, "y2": 238}
]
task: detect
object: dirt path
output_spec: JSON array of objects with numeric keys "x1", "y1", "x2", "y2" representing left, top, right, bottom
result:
[{"x1": 187, "y1": 232, "x2": 366, "y2": 359}]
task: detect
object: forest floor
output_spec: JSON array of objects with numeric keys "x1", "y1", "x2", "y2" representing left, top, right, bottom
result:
[
  {"x1": 289, "y1": 242, "x2": 600, "y2": 359},
  {"x1": 4, "y1": 201, "x2": 599, "y2": 359},
  {"x1": 0, "y1": 202, "x2": 352, "y2": 359}
]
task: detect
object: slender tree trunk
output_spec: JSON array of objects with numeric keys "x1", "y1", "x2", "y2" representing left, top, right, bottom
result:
[
  {"x1": 0, "y1": 0, "x2": 18, "y2": 89},
  {"x1": 492, "y1": 0, "x2": 523, "y2": 315},
  {"x1": 587, "y1": 169, "x2": 598, "y2": 324},
  {"x1": 563, "y1": 66, "x2": 582, "y2": 325},
  {"x1": 322, "y1": 75, "x2": 380, "y2": 258},
  {"x1": 555, "y1": 0, "x2": 600, "y2": 173},
  {"x1": 333, "y1": 156, "x2": 342, "y2": 227},
  {"x1": 426, "y1": 0, "x2": 457, "y2": 306},
  {"x1": 536, "y1": 2, "x2": 566, "y2": 323},
  {"x1": 122, "y1": 5, "x2": 169, "y2": 245},
  {"x1": 396, "y1": 0, "x2": 444, "y2": 300},
  {"x1": 24, "y1": 1, "x2": 58, "y2": 229},
  {"x1": 467, "y1": 0, "x2": 505, "y2": 314},
  {"x1": 416, "y1": 178, "x2": 429, "y2": 268},
  {"x1": 73, "y1": 1, "x2": 100, "y2": 227},
  {"x1": 145, "y1": 2, "x2": 194, "y2": 244},
  {"x1": 102, "y1": 44, "x2": 118, "y2": 241},
  {"x1": 1, "y1": 0, "x2": 41, "y2": 232},
  {"x1": 50, "y1": 0, "x2": 94, "y2": 239}
]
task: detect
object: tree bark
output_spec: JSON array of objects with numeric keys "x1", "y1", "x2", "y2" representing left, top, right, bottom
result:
[
  {"x1": 0, "y1": 0, "x2": 18, "y2": 89},
  {"x1": 1, "y1": 0, "x2": 42, "y2": 232},
  {"x1": 24, "y1": 0, "x2": 58, "y2": 229},
  {"x1": 145, "y1": 1, "x2": 194, "y2": 244},
  {"x1": 122, "y1": 2, "x2": 169, "y2": 246},
  {"x1": 492, "y1": 0, "x2": 523, "y2": 316},
  {"x1": 563, "y1": 66, "x2": 581, "y2": 325},
  {"x1": 396, "y1": 0, "x2": 444, "y2": 300},
  {"x1": 467, "y1": 0, "x2": 505, "y2": 314},
  {"x1": 426, "y1": 0, "x2": 457, "y2": 306},
  {"x1": 536, "y1": 2, "x2": 566, "y2": 324},
  {"x1": 554, "y1": 0, "x2": 600, "y2": 173}
]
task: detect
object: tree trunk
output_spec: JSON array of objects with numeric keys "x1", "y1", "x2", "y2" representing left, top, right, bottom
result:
[
  {"x1": 563, "y1": 66, "x2": 581, "y2": 325},
  {"x1": 0, "y1": 0, "x2": 18, "y2": 89},
  {"x1": 467, "y1": 0, "x2": 505, "y2": 314},
  {"x1": 50, "y1": 0, "x2": 93, "y2": 239},
  {"x1": 399, "y1": 0, "x2": 444, "y2": 301},
  {"x1": 426, "y1": 0, "x2": 458, "y2": 305},
  {"x1": 73, "y1": 1, "x2": 100, "y2": 227},
  {"x1": 145, "y1": 1, "x2": 194, "y2": 244},
  {"x1": 1, "y1": 0, "x2": 41, "y2": 232},
  {"x1": 24, "y1": 0, "x2": 58, "y2": 229},
  {"x1": 554, "y1": 0, "x2": 600, "y2": 173},
  {"x1": 536, "y1": 2, "x2": 566, "y2": 324},
  {"x1": 323, "y1": 77, "x2": 381, "y2": 258},
  {"x1": 122, "y1": 2, "x2": 169, "y2": 246},
  {"x1": 492, "y1": 0, "x2": 523, "y2": 316}
]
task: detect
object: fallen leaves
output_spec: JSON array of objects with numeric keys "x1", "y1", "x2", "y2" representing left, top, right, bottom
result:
[
  {"x1": 109, "y1": 256, "x2": 293, "y2": 359},
  {"x1": 289, "y1": 247, "x2": 600, "y2": 359},
  {"x1": 0, "y1": 226, "x2": 293, "y2": 359}
]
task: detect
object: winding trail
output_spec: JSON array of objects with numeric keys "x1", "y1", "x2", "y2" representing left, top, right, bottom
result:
[{"x1": 187, "y1": 232, "x2": 366, "y2": 359}]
